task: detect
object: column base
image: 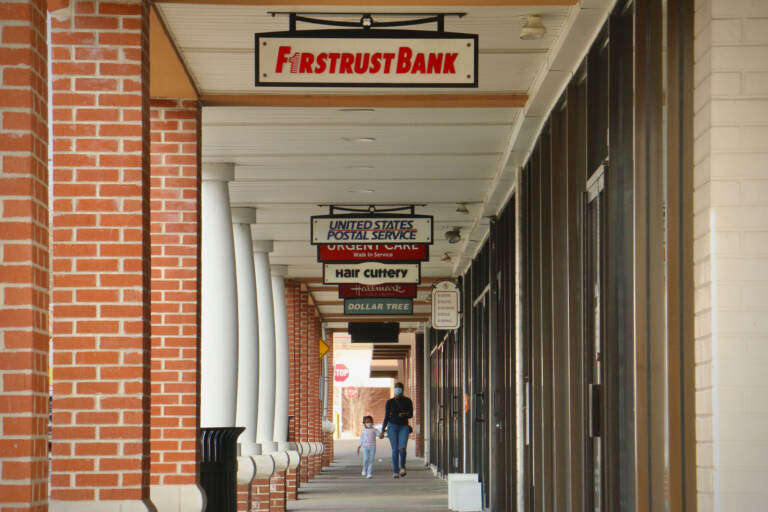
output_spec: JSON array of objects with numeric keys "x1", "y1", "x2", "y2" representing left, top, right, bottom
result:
[
  {"x1": 150, "y1": 484, "x2": 205, "y2": 512},
  {"x1": 51, "y1": 500, "x2": 155, "y2": 512}
]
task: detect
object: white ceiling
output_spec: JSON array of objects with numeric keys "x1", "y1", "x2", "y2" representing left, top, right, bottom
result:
[{"x1": 156, "y1": 1, "x2": 614, "y2": 329}]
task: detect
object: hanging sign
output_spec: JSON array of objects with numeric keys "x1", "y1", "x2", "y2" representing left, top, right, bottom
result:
[
  {"x1": 431, "y1": 280, "x2": 460, "y2": 329},
  {"x1": 344, "y1": 298, "x2": 413, "y2": 315},
  {"x1": 311, "y1": 214, "x2": 433, "y2": 245},
  {"x1": 338, "y1": 283, "x2": 417, "y2": 299},
  {"x1": 255, "y1": 30, "x2": 478, "y2": 87},
  {"x1": 344, "y1": 387, "x2": 359, "y2": 399},
  {"x1": 323, "y1": 261, "x2": 420, "y2": 285},
  {"x1": 318, "y1": 244, "x2": 428, "y2": 262}
]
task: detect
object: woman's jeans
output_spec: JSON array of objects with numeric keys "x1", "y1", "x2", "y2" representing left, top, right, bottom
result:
[
  {"x1": 387, "y1": 423, "x2": 409, "y2": 473},
  {"x1": 361, "y1": 446, "x2": 375, "y2": 475}
]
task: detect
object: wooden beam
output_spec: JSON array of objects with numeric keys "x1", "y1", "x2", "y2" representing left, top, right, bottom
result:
[
  {"x1": 149, "y1": 5, "x2": 198, "y2": 99},
  {"x1": 157, "y1": 0, "x2": 576, "y2": 6},
  {"x1": 200, "y1": 93, "x2": 527, "y2": 109}
]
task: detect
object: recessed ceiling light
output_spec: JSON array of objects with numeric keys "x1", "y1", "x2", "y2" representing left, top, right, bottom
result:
[
  {"x1": 341, "y1": 137, "x2": 376, "y2": 143},
  {"x1": 520, "y1": 15, "x2": 547, "y2": 40},
  {"x1": 345, "y1": 165, "x2": 375, "y2": 170},
  {"x1": 338, "y1": 108, "x2": 376, "y2": 112},
  {"x1": 347, "y1": 189, "x2": 375, "y2": 194}
]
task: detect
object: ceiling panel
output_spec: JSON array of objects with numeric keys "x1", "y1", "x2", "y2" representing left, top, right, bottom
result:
[{"x1": 203, "y1": 106, "x2": 520, "y2": 125}]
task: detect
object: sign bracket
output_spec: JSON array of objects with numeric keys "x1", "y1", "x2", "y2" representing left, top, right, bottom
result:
[{"x1": 269, "y1": 12, "x2": 466, "y2": 33}]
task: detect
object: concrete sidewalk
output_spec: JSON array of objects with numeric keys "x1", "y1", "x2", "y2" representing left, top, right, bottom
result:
[{"x1": 287, "y1": 439, "x2": 450, "y2": 511}]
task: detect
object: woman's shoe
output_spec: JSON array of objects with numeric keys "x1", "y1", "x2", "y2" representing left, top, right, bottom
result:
[
  {"x1": 399, "y1": 467, "x2": 407, "y2": 476},
  {"x1": 392, "y1": 473, "x2": 400, "y2": 479}
]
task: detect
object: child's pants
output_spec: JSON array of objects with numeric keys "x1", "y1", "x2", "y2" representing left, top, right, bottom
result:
[{"x1": 362, "y1": 446, "x2": 375, "y2": 475}]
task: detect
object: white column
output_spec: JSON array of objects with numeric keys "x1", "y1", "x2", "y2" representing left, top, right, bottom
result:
[
  {"x1": 271, "y1": 265, "x2": 290, "y2": 443},
  {"x1": 253, "y1": 240, "x2": 277, "y2": 450},
  {"x1": 200, "y1": 163, "x2": 238, "y2": 428},
  {"x1": 232, "y1": 208, "x2": 260, "y2": 451}
]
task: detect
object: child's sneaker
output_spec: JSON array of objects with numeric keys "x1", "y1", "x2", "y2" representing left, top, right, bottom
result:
[
  {"x1": 362, "y1": 470, "x2": 366, "y2": 477},
  {"x1": 399, "y1": 467, "x2": 407, "y2": 476},
  {"x1": 392, "y1": 473, "x2": 400, "y2": 479},
  {"x1": 366, "y1": 473, "x2": 373, "y2": 479}
]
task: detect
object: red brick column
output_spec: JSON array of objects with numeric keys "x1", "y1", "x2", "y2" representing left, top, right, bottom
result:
[
  {"x1": 236, "y1": 481, "x2": 250, "y2": 512},
  {"x1": 414, "y1": 333, "x2": 425, "y2": 457},
  {"x1": 250, "y1": 478, "x2": 271, "y2": 511},
  {"x1": 269, "y1": 472, "x2": 286, "y2": 511},
  {"x1": 323, "y1": 332, "x2": 334, "y2": 467},
  {"x1": 284, "y1": 280, "x2": 300, "y2": 500},
  {"x1": 148, "y1": 99, "x2": 201, "y2": 506},
  {"x1": 298, "y1": 288, "x2": 309, "y2": 483},
  {"x1": 49, "y1": 0, "x2": 151, "y2": 506},
  {"x1": 0, "y1": 0, "x2": 50, "y2": 510},
  {"x1": 310, "y1": 317, "x2": 321, "y2": 478}
]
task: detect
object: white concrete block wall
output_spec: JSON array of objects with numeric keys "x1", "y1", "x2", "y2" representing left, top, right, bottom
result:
[{"x1": 694, "y1": 0, "x2": 768, "y2": 510}]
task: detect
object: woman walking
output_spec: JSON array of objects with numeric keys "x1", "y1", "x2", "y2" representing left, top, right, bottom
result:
[{"x1": 379, "y1": 382, "x2": 413, "y2": 478}]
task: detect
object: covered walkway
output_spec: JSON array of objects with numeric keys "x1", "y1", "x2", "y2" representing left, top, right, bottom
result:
[{"x1": 288, "y1": 440, "x2": 449, "y2": 512}]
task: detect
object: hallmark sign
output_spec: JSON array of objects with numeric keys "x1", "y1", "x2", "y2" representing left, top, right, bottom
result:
[
  {"x1": 312, "y1": 215, "x2": 433, "y2": 244},
  {"x1": 338, "y1": 283, "x2": 417, "y2": 299},
  {"x1": 255, "y1": 31, "x2": 478, "y2": 87},
  {"x1": 323, "y1": 262, "x2": 420, "y2": 285}
]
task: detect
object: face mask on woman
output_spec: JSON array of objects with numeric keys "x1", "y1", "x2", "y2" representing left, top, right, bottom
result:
[
  {"x1": 364, "y1": 422, "x2": 373, "y2": 428},
  {"x1": 394, "y1": 387, "x2": 403, "y2": 396}
]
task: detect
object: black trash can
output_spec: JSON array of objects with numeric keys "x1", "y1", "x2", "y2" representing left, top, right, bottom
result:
[{"x1": 200, "y1": 426, "x2": 245, "y2": 512}]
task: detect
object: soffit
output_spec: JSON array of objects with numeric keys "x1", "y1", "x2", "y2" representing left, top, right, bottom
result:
[{"x1": 155, "y1": 1, "x2": 616, "y2": 329}]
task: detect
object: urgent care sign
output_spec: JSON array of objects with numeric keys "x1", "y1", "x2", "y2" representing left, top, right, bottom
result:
[{"x1": 255, "y1": 30, "x2": 478, "y2": 87}]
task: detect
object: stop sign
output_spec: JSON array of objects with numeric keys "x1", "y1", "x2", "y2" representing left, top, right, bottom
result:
[
  {"x1": 344, "y1": 387, "x2": 358, "y2": 399},
  {"x1": 334, "y1": 363, "x2": 349, "y2": 383}
]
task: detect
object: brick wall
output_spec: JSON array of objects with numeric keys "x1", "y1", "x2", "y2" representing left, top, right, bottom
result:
[
  {"x1": 148, "y1": 99, "x2": 200, "y2": 487},
  {"x1": 0, "y1": 0, "x2": 49, "y2": 510},
  {"x1": 49, "y1": 0, "x2": 151, "y2": 502},
  {"x1": 694, "y1": 0, "x2": 768, "y2": 509}
]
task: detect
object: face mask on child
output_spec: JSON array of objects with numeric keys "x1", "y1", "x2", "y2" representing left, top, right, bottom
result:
[
  {"x1": 364, "y1": 422, "x2": 373, "y2": 428},
  {"x1": 394, "y1": 387, "x2": 403, "y2": 396}
]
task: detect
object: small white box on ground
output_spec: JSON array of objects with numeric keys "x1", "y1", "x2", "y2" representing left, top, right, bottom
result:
[{"x1": 447, "y1": 473, "x2": 480, "y2": 511}]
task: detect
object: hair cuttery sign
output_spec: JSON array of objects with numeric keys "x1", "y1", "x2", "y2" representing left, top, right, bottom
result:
[{"x1": 255, "y1": 30, "x2": 477, "y2": 87}]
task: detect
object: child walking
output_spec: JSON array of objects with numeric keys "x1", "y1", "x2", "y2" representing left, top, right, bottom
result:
[{"x1": 356, "y1": 415, "x2": 379, "y2": 479}]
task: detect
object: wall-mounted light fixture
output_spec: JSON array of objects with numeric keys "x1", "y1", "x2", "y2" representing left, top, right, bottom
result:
[{"x1": 445, "y1": 227, "x2": 462, "y2": 244}]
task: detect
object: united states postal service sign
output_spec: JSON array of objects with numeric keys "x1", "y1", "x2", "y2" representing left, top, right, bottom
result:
[
  {"x1": 255, "y1": 30, "x2": 478, "y2": 87},
  {"x1": 312, "y1": 215, "x2": 433, "y2": 244},
  {"x1": 324, "y1": 262, "x2": 420, "y2": 285}
]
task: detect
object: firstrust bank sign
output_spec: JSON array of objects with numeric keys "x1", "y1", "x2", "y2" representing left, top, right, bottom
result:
[{"x1": 255, "y1": 30, "x2": 478, "y2": 87}]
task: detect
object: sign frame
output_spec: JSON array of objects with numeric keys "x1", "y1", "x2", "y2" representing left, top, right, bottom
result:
[
  {"x1": 311, "y1": 213, "x2": 433, "y2": 245},
  {"x1": 255, "y1": 29, "x2": 479, "y2": 88},
  {"x1": 323, "y1": 261, "x2": 421, "y2": 285},
  {"x1": 344, "y1": 298, "x2": 414, "y2": 316},
  {"x1": 318, "y1": 243, "x2": 429, "y2": 262}
]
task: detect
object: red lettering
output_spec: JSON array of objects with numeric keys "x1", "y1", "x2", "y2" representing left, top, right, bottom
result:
[
  {"x1": 275, "y1": 46, "x2": 291, "y2": 73},
  {"x1": 339, "y1": 53, "x2": 354, "y2": 73},
  {"x1": 427, "y1": 53, "x2": 443, "y2": 73},
  {"x1": 396, "y1": 47, "x2": 412, "y2": 74},
  {"x1": 315, "y1": 53, "x2": 327, "y2": 73},
  {"x1": 382, "y1": 53, "x2": 395, "y2": 73},
  {"x1": 328, "y1": 53, "x2": 340, "y2": 73},
  {"x1": 411, "y1": 53, "x2": 426, "y2": 74},
  {"x1": 354, "y1": 53, "x2": 370, "y2": 74},
  {"x1": 299, "y1": 52, "x2": 314, "y2": 73},
  {"x1": 443, "y1": 53, "x2": 458, "y2": 74},
  {"x1": 370, "y1": 52, "x2": 382, "y2": 73}
]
